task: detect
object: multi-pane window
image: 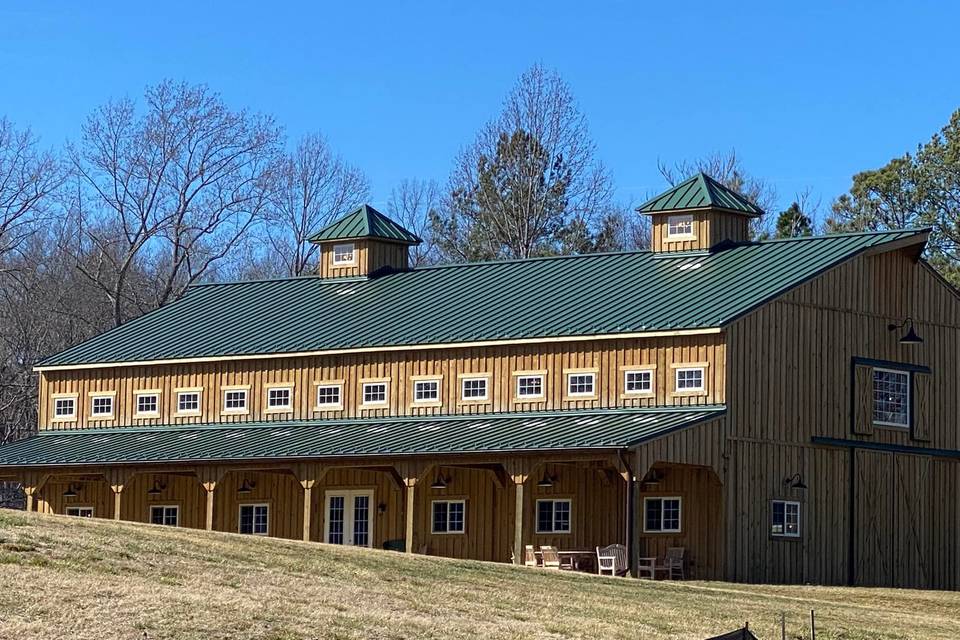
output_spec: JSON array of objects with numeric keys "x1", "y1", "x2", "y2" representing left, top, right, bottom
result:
[
  {"x1": 624, "y1": 370, "x2": 653, "y2": 394},
  {"x1": 567, "y1": 373, "x2": 595, "y2": 397},
  {"x1": 362, "y1": 382, "x2": 387, "y2": 405},
  {"x1": 65, "y1": 506, "x2": 94, "y2": 518},
  {"x1": 316, "y1": 384, "x2": 342, "y2": 408},
  {"x1": 516, "y1": 375, "x2": 544, "y2": 399},
  {"x1": 771, "y1": 500, "x2": 801, "y2": 538},
  {"x1": 91, "y1": 395, "x2": 114, "y2": 417},
  {"x1": 536, "y1": 499, "x2": 571, "y2": 534},
  {"x1": 267, "y1": 387, "x2": 292, "y2": 410},
  {"x1": 873, "y1": 368, "x2": 910, "y2": 427},
  {"x1": 666, "y1": 214, "x2": 694, "y2": 238},
  {"x1": 54, "y1": 397, "x2": 76, "y2": 419},
  {"x1": 177, "y1": 391, "x2": 201, "y2": 414},
  {"x1": 675, "y1": 368, "x2": 704, "y2": 392},
  {"x1": 461, "y1": 377, "x2": 488, "y2": 401},
  {"x1": 414, "y1": 380, "x2": 440, "y2": 403},
  {"x1": 135, "y1": 393, "x2": 159, "y2": 416},
  {"x1": 150, "y1": 505, "x2": 179, "y2": 527},
  {"x1": 431, "y1": 500, "x2": 466, "y2": 534},
  {"x1": 644, "y1": 497, "x2": 682, "y2": 532},
  {"x1": 238, "y1": 504, "x2": 269, "y2": 535},
  {"x1": 332, "y1": 243, "x2": 355, "y2": 265},
  {"x1": 223, "y1": 389, "x2": 248, "y2": 412}
]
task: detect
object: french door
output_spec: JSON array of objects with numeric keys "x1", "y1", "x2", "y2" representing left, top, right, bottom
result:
[{"x1": 324, "y1": 490, "x2": 374, "y2": 547}]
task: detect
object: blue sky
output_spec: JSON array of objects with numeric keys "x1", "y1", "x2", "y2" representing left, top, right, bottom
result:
[{"x1": 1, "y1": 2, "x2": 958, "y2": 220}]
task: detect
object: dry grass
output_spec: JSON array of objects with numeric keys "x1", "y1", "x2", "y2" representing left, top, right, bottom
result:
[{"x1": 0, "y1": 511, "x2": 957, "y2": 639}]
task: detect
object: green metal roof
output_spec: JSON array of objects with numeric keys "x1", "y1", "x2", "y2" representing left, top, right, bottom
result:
[
  {"x1": 307, "y1": 204, "x2": 421, "y2": 244},
  {"x1": 0, "y1": 407, "x2": 724, "y2": 467},
  {"x1": 638, "y1": 173, "x2": 765, "y2": 217},
  {"x1": 37, "y1": 230, "x2": 926, "y2": 367}
]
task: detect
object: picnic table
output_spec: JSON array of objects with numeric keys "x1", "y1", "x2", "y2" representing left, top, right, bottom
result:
[{"x1": 534, "y1": 548, "x2": 596, "y2": 572}]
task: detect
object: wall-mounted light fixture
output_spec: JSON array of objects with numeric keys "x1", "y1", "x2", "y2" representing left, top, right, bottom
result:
[
  {"x1": 536, "y1": 472, "x2": 556, "y2": 488},
  {"x1": 888, "y1": 317, "x2": 923, "y2": 345},
  {"x1": 377, "y1": 503, "x2": 387, "y2": 514},
  {"x1": 146, "y1": 478, "x2": 167, "y2": 496},
  {"x1": 430, "y1": 474, "x2": 450, "y2": 490},
  {"x1": 640, "y1": 469, "x2": 663, "y2": 487},
  {"x1": 237, "y1": 478, "x2": 256, "y2": 494},
  {"x1": 62, "y1": 483, "x2": 81, "y2": 498},
  {"x1": 783, "y1": 473, "x2": 807, "y2": 490}
]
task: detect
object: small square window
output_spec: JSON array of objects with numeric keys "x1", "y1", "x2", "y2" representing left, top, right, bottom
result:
[
  {"x1": 431, "y1": 500, "x2": 466, "y2": 534},
  {"x1": 362, "y1": 382, "x2": 388, "y2": 406},
  {"x1": 771, "y1": 500, "x2": 801, "y2": 537},
  {"x1": 536, "y1": 499, "x2": 571, "y2": 533},
  {"x1": 332, "y1": 243, "x2": 355, "y2": 265},
  {"x1": 267, "y1": 387, "x2": 292, "y2": 410},
  {"x1": 460, "y1": 377, "x2": 488, "y2": 401},
  {"x1": 177, "y1": 391, "x2": 201, "y2": 414},
  {"x1": 667, "y1": 214, "x2": 694, "y2": 238},
  {"x1": 135, "y1": 393, "x2": 159, "y2": 416},
  {"x1": 873, "y1": 368, "x2": 910, "y2": 427},
  {"x1": 567, "y1": 373, "x2": 595, "y2": 397},
  {"x1": 54, "y1": 397, "x2": 76, "y2": 419},
  {"x1": 516, "y1": 375, "x2": 544, "y2": 399},
  {"x1": 624, "y1": 370, "x2": 653, "y2": 394},
  {"x1": 66, "y1": 506, "x2": 94, "y2": 518},
  {"x1": 316, "y1": 384, "x2": 342, "y2": 408},
  {"x1": 224, "y1": 389, "x2": 247, "y2": 412},
  {"x1": 675, "y1": 368, "x2": 704, "y2": 392},
  {"x1": 414, "y1": 380, "x2": 440, "y2": 403},
  {"x1": 239, "y1": 504, "x2": 269, "y2": 535},
  {"x1": 644, "y1": 497, "x2": 682, "y2": 533},
  {"x1": 150, "y1": 505, "x2": 179, "y2": 527},
  {"x1": 91, "y1": 395, "x2": 114, "y2": 417}
]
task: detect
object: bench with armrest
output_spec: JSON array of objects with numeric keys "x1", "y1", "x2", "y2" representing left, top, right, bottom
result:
[{"x1": 596, "y1": 543, "x2": 629, "y2": 576}]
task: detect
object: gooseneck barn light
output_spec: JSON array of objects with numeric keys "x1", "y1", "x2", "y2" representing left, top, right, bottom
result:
[{"x1": 888, "y1": 317, "x2": 923, "y2": 345}]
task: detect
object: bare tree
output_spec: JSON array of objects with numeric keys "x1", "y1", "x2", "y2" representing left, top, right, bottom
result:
[
  {"x1": 658, "y1": 150, "x2": 777, "y2": 237},
  {"x1": 261, "y1": 133, "x2": 369, "y2": 276},
  {"x1": 435, "y1": 64, "x2": 613, "y2": 261},
  {"x1": 0, "y1": 118, "x2": 62, "y2": 268},
  {"x1": 69, "y1": 80, "x2": 282, "y2": 326},
  {"x1": 387, "y1": 178, "x2": 439, "y2": 266}
]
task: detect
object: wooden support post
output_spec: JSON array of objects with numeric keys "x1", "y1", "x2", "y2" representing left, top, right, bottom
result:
[
  {"x1": 292, "y1": 463, "x2": 327, "y2": 543},
  {"x1": 197, "y1": 466, "x2": 227, "y2": 532},
  {"x1": 503, "y1": 459, "x2": 532, "y2": 566},
  {"x1": 105, "y1": 468, "x2": 133, "y2": 521},
  {"x1": 393, "y1": 461, "x2": 430, "y2": 554},
  {"x1": 21, "y1": 472, "x2": 50, "y2": 514},
  {"x1": 404, "y1": 479, "x2": 417, "y2": 553}
]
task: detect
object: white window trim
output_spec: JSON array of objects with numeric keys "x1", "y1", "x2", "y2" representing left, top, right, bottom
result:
[
  {"x1": 174, "y1": 388, "x2": 203, "y2": 416},
  {"x1": 564, "y1": 370, "x2": 598, "y2": 399},
  {"x1": 314, "y1": 381, "x2": 344, "y2": 411},
  {"x1": 665, "y1": 214, "x2": 696, "y2": 240},
  {"x1": 51, "y1": 393, "x2": 79, "y2": 421},
  {"x1": 221, "y1": 387, "x2": 250, "y2": 415},
  {"x1": 643, "y1": 496, "x2": 683, "y2": 533},
  {"x1": 431, "y1": 499, "x2": 467, "y2": 534},
  {"x1": 265, "y1": 385, "x2": 294, "y2": 413},
  {"x1": 771, "y1": 500, "x2": 801, "y2": 538},
  {"x1": 622, "y1": 368, "x2": 656, "y2": 396},
  {"x1": 672, "y1": 364, "x2": 707, "y2": 395},
  {"x1": 515, "y1": 374, "x2": 546, "y2": 400},
  {"x1": 458, "y1": 375, "x2": 490, "y2": 402},
  {"x1": 323, "y1": 489, "x2": 374, "y2": 547},
  {"x1": 149, "y1": 504, "x2": 180, "y2": 527},
  {"x1": 360, "y1": 380, "x2": 390, "y2": 407},
  {"x1": 238, "y1": 503, "x2": 269, "y2": 536},
  {"x1": 65, "y1": 506, "x2": 94, "y2": 517},
  {"x1": 535, "y1": 498, "x2": 572, "y2": 534},
  {"x1": 89, "y1": 392, "x2": 116, "y2": 420},
  {"x1": 332, "y1": 242, "x2": 356, "y2": 266},
  {"x1": 133, "y1": 390, "x2": 162, "y2": 418},
  {"x1": 412, "y1": 378, "x2": 442, "y2": 405},
  {"x1": 872, "y1": 367, "x2": 911, "y2": 428}
]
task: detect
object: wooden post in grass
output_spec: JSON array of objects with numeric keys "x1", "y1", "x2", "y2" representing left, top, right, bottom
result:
[
  {"x1": 21, "y1": 472, "x2": 50, "y2": 513},
  {"x1": 292, "y1": 463, "x2": 327, "y2": 543},
  {"x1": 503, "y1": 459, "x2": 531, "y2": 565},
  {"x1": 105, "y1": 468, "x2": 132, "y2": 521},
  {"x1": 393, "y1": 461, "x2": 430, "y2": 554},
  {"x1": 197, "y1": 466, "x2": 227, "y2": 531}
]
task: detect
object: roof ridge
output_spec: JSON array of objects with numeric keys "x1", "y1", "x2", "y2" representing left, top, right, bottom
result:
[{"x1": 750, "y1": 227, "x2": 930, "y2": 246}]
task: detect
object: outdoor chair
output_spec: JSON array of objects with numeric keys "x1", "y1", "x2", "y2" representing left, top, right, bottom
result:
[
  {"x1": 596, "y1": 543, "x2": 628, "y2": 576},
  {"x1": 523, "y1": 544, "x2": 538, "y2": 567},
  {"x1": 637, "y1": 547, "x2": 687, "y2": 579},
  {"x1": 540, "y1": 545, "x2": 561, "y2": 569}
]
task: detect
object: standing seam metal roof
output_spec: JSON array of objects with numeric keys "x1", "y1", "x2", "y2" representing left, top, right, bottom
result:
[
  {"x1": 37, "y1": 230, "x2": 927, "y2": 367},
  {"x1": 0, "y1": 407, "x2": 725, "y2": 466},
  {"x1": 638, "y1": 173, "x2": 765, "y2": 216},
  {"x1": 307, "y1": 204, "x2": 421, "y2": 244}
]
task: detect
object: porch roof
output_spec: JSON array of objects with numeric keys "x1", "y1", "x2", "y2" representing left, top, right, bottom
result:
[{"x1": 0, "y1": 406, "x2": 724, "y2": 467}]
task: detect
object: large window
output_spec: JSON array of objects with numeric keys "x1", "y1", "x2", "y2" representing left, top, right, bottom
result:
[
  {"x1": 624, "y1": 370, "x2": 653, "y2": 395},
  {"x1": 516, "y1": 375, "x2": 544, "y2": 399},
  {"x1": 536, "y1": 499, "x2": 571, "y2": 534},
  {"x1": 675, "y1": 367, "x2": 705, "y2": 392},
  {"x1": 65, "y1": 506, "x2": 93, "y2": 518},
  {"x1": 267, "y1": 387, "x2": 292, "y2": 411},
  {"x1": 666, "y1": 214, "x2": 694, "y2": 238},
  {"x1": 315, "y1": 384, "x2": 342, "y2": 409},
  {"x1": 566, "y1": 373, "x2": 595, "y2": 397},
  {"x1": 414, "y1": 380, "x2": 440, "y2": 403},
  {"x1": 644, "y1": 497, "x2": 682, "y2": 533},
  {"x1": 771, "y1": 500, "x2": 800, "y2": 538},
  {"x1": 332, "y1": 243, "x2": 355, "y2": 265},
  {"x1": 873, "y1": 368, "x2": 910, "y2": 427},
  {"x1": 431, "y1": 500, "x2": 466, "y2": 534},
  {"x1": 150, "y1": 505, "x2": 179, "y2": 527},
  {"x1": 460, "y1": 377, "x2": 488, "y2": 401},
  {"x1": 362, "y1": 382, "x2": 388, "y2": 406},
  {"x1": 90, "y1": 395, "x2": 114, "y2": 418},
  {"x1": 238, "y1": 504, "x2": 269, "y2": 535}
]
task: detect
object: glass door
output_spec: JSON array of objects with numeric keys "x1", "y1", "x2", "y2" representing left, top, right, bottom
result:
[{"x1": 324, "y1": 490, "x2": 374, "y2": 547}]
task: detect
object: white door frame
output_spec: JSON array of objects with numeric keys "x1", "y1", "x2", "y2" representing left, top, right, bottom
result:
[{"x1": 323, "y1": 489, "x2": 374, "y2": 547}]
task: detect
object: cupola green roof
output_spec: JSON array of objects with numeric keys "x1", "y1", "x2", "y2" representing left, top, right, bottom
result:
[
  {"x1": 638, "y1": 172, "x2": 765, "y2": 217},
  {"x1": 308, "y1": 204, "x2": 421, "y2": 245}
]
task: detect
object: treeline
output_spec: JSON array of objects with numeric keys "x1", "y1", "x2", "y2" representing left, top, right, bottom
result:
[{"x1": 2, "y1": 65, "x2": 959, "y2": 450}]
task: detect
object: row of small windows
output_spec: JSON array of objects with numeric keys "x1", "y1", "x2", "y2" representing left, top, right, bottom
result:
[{"x1": 50, "y1": 366, "x2": 707, "y2": 421}]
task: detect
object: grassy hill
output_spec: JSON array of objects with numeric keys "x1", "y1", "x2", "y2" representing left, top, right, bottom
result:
[{"x1": 0, "y1": 511, "x2": 957, "y2": 639}]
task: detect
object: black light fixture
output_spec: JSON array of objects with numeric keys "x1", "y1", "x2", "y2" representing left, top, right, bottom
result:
[
  {"x1": 430, "y1": 474, "x2": 450, "y2": 490},
  {"x1": 237, "y1": 478, "x2": 256, "y2": 494},
  {"x1": 62, "y1": 483, "x2": 80, "y2": 498},
  {"x1": 640, "y1": 469, "x2": 662, "y2": 487},
  {"x1": 377, "y1": 502, "x2": 387, "y2": 514},
  {"x1": 536, "y1": 472, "x2": 556, "y2": 488},
  {"x1": 888, "y1": 317, "x2": 923, "y2": 345},
  {"x1": 146, "y1": 478, "x2": 167, "y2": 496},
  {"x1": 783, "y1": 473, "x2": 807, "y2": 490}
]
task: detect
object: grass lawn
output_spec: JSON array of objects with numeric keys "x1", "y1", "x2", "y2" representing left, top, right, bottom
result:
[{"x1": 0, "y1": 510, "x2": 957, "y2": 639}]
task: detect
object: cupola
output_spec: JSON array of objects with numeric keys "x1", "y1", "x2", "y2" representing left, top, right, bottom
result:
[
  {"x1": 637, "y1": 172, "x2": 764, "y2": 253},
  {"x1": 308, "y1": 204, "x2": 422, "y2": 278}
]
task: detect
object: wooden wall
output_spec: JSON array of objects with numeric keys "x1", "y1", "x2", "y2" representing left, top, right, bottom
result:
[
  {"x1": 39, "y1": 334, "x2": 726, "y2": 430},
  {"x1": 650, "y1": 210, "x2": 750, "y2": 253},
  {"x1": 317, "y1": 239, "x2": 409, "y2": 278}
]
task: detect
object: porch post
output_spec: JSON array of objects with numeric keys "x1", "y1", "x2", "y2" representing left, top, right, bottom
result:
[
  {"x1": 404, "y1": 478, "x2": 417, "y2": 553},
  {"x1": 105, "y1": 469, "x2": 132, "y2": 521},
  {"x1": 292, "y1": 463, "x2": 327, "y2": 543},
  {"x1": 504, "y1": 461, "x2": 530, "y2": 566},
  {"x1": 21, "y1": 472, "x2": 50, "y2": 514},
  {"x1": 197, "y1": 466, "x2": 226, "y2": 531}
]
